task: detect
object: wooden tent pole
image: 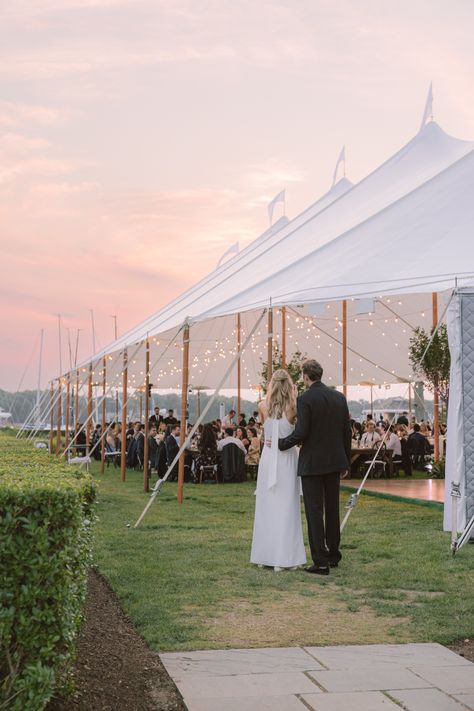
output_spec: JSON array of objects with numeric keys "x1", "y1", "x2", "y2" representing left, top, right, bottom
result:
[
  {"x1": 342, "y1": 299, "x2": 348, "y2": 398},
  {"x1": 267, "y1": 307, "x2": 273, "y2": 384},
  {"x1": 281, "y1": 306, "x2": 287, "y2": 368},
  {"x1": 237, "y1": 314, "x2": 241, "y2": 419},
  {"x1": 432, "y1": 292, "x2": 440, "y2": 461},
  {"x1": 177, "y1": 324, "x2": 190, "y2": 505},
  {"x1": 139, "y1": 393, "x2": 143, "y2": 424},
  {"x1": 121, "y1": 349, "x2": 128, "y2": 482},
  {"x1": 64, "y1": 374, "x2": 70, "y2": 458},
  {"x1": 74, "y1": 368, "x2": 79, "y2": 456},
  {"x1": 100, "y1": 356, "x2": 106, "y2": 474},
  {"x1": 56, "y1": 378, "x2": 62, "y2": 455},
  {"x1": 86, "y1": 364, "x2": 93, "y2": 455},
  {"x1": 143, "y1": 339, "x2": 150, "y2": 492},
  {"x1": 49, "y1": 382, "x2": 54, "y2": 453}
]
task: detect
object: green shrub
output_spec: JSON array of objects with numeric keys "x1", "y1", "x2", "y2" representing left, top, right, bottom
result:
[{"x1": 0, "y1": 435, "x2": 96, "y2": 710}]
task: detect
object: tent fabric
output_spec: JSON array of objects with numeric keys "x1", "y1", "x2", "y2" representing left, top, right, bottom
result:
[
  {"x1": 75, "y1": 121, "x2": 474, "y2": 392},
  {"x1": 444, "y1": 291, "x2": 465, "y2": 532}
]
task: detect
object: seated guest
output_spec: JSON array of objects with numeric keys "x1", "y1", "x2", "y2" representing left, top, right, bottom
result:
[
  {"x1": 163, "y1": 409, "x2": 178, "y2": 426},
  {"x1": 246, "y1": 427, "x2": 261, "y2": 466},
  {"x1": 247, "y1": 417, "x2": 256, "y2": 427},
  {"x1": 106, "y1": 425, "x2": 117, "y2": 451},
  {"x1": 195, "y1": 423, "x2": 218, "y2": 470},
  {"x1": 408, "y1": 423, "x2": 430, "y2": 468},
  {"x1": 222, "y1": 409, "x2": 237, "y2": 429},
  {"x1": 218, "y1": 427, "x2": 247, "y2": 454},
  {"x1": 360, "y1": 421, "x2": 381, "y2": 448},
  {"x1": 385, "y1": 426, "x2": 402, "y2": 457},
  {"x1": 235, "y1": 426, "x2": 250, "y2": 449},
  {"x1": 420, "y1": 422, "x2": 431, "y2": 438},
  {"x1": 352, "y1": 421, "x2": 363, "y2": 444},
  {"x1": 238, "y1": 413, "x2": 247, "y2": 427},
  {"x1": 252, "y1": 410, "x2": 260, "y2": 424},
  {"x1": 396, "y1": 424, "x2": 412, "y2": 476},
  {"x1": 397, "y1": 412, "x2": 409, "y2": 426}
]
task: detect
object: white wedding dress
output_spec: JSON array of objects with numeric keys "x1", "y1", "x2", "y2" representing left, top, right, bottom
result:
[{"x1": 250, "y1": 415, "x2": 306, "y2": 568}]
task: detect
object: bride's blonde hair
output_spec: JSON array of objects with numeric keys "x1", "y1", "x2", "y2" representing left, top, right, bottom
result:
[{"x1": 266, "y1": 369, "x2": 295, "y2": 419}]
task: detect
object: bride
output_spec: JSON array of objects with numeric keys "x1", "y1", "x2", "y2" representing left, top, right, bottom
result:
[{"x1": 250, "y1": 369, "x2": 306, "y2": 571}]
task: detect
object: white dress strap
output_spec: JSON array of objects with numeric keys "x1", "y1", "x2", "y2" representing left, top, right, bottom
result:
[{"x1": 267, "y1": 418, "x2": 280, "y2": 489}]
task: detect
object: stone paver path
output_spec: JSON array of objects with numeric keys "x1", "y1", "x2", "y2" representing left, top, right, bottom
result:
[{"x1": 160, "y1": 643, "x2": 474, "y2": 710}]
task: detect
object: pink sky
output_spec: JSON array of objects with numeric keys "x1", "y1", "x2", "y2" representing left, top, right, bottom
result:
[{"x1": 2, "y1": 0, "x2": 474, "y2": 392}]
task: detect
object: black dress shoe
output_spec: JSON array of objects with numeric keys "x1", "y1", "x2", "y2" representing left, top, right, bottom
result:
[
  {"x1": 305, "y1": 565, "x2": 330, "y2": 575},
  {"x1": 328, "y1": 560, "x2": 339, "y2": 568}
]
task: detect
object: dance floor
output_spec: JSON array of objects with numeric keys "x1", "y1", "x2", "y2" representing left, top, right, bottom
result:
[{"x1": 343, "y1": 478, "x2": 445, "y2": 503}]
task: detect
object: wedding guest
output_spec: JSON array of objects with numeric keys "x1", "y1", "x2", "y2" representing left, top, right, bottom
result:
[
  {"x1": 148, "y1": 424, "x2": 159, "y2": 471},
  {"x1": 195, "y1": 423, "x2": 218, "y2": 471},
  {"x1": 352, "y1": 421, "x2": 363, "y2": 443},
  {"x1": 222, "y1": 409, "x2": 237, "y2": 428},
  {"x1": 218, "y1": 427, "x2": 246, "y2": 453},
  {"x1": 238, "y1": 413, "x2": 247, "y2": 427},
  {"x1": 361, "y1": 421, "x2": 381, "y2": 448},
  {"x1": 164, "y1": 409, "x2": 178, "y2": 426},
  {"x1": 149, "y1": 406, "x2": 163, "y2": 427},
  {"x1": 396, "y1": 412, "x2": 409, "y2": 426},
  {"x1": 235, "y1": 426, "x2": 250, "y2": 449},
  {"x1": 385, "y1": 426, "x2": 402, "y2": 457},
  {"x1": 246, "y1": 427, "x2": 261, "y2": 466}
]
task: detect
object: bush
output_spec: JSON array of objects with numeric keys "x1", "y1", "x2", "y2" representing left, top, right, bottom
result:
[{"x1": 0, "y1": 435, "x2": 97, "y2": 710}]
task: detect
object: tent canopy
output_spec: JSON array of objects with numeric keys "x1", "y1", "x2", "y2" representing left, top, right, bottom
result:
[{"x1": 74, "y1": 120, "x2": 474, "y2": 392}]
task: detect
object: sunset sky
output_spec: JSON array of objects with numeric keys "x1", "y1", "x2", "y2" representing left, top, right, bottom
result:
[{"x1": 1, "y1": 0, "x2": 474, "y2": 392}]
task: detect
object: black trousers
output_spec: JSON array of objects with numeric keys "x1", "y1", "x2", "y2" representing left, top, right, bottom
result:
[{"x1": 301, "y1": 472, "x2": 341, "y2": 567}]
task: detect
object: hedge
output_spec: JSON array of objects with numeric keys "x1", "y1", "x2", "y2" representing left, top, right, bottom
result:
[{"x1": 0, "y1": 435, "x2": 97, "y2": 710}]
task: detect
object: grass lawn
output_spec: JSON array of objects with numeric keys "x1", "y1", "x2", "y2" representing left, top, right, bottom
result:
[{"x1": 91, "y1": 463, "x2": 474, "y2": 653}]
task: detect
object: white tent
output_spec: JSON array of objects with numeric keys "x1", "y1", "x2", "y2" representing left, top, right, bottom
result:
[{"x1": 72, "y1": 120, "x2": 473, "y2": 396}]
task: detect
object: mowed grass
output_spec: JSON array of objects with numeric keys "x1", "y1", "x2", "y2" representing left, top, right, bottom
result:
[{"x1": 91, "y1": 463, "x2": 474, "y2": 652}]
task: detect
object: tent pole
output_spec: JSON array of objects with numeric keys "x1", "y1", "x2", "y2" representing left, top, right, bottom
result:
[
  {"x1": 143, "y1": 338, "x2": 150, "y2": 492},
  {"x1": 432, "y1": 292, "x2": 440, "y2": 461},
  {"x1": 49, "y1": 382, "x2": 54, "y2": 453},
  {"x1": 139, "y1": 393, "x2": 143, "y2": 424},
  {"x1": 267, "y1": 307, "x2": 273, "y2": 384},
  {"x1": 64, "y1": 373, "x2": 70, "y2": 458},
  {"x1": 177, "y1": 323, "x2": 190, "y2": 505},
  {"x1": 101, "y1": 356, "x2": 106, "y2": 474},
  {"x1": 134, "y1": 309, "x2": 266, "y2": 528},
  {"x1": 74, "y1": 368, "x2": 79, "y2": 456},
  {"x1": 237, "y1": 314, "x2": 241, "y2": 419},
  {"x1": 56, "y1": 378, "x2": 62, "y2": 455},
  {"x1": 86, "y1": 364, "x2": 93, "y2": 455},
  {"x1": 121, "y1": 349, "x2": 128, "y2": 482},
  {"x1": 281, "y1": 306, "x2": 287, "y2": 368},
  {"x1": 342, "y1": 299, "x2": 348, "y2": 398}
]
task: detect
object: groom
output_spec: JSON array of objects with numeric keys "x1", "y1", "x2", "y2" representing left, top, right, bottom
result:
[{"x1": 279, "y1": 359, "x2": 352, "y2": 575}]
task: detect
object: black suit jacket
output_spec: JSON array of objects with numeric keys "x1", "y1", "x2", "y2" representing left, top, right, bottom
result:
[{"x1": 278, "y1": 381, "x2": 352, "y2": 476}]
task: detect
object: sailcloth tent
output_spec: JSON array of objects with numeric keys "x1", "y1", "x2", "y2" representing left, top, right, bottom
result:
[{"x1": 73, "y1": 120, "x2": 473, "y2": 394}]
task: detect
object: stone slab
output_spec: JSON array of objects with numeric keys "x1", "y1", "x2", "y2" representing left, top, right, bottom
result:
[
  {"x1": 184, "y1": 694, "x2": 307, "y2": 710},
  {"x1": 160, "y1": 646, "x2": 322, "y2": 679},
  {"x1": 301, "y1": 690, "x2": 401, "y2": 710},
  {"x1": 308, "y1": 668, "x2": 430, "y2": 692},
  {"x1": 304, "y1": 643, "x2": 471, "y2": 670},
  {"x1": 390, "y1": 687, "x2": 469, "y2": 710},
  {"x1": 409, "y1": 665, "x2": 474, "y2": 694},
  {"x1": 453, "y1": 693, "x2": 474, "y2": 709},
  {"x1": 177, "y1": 671, "x2": 321, "y2": 699}
]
